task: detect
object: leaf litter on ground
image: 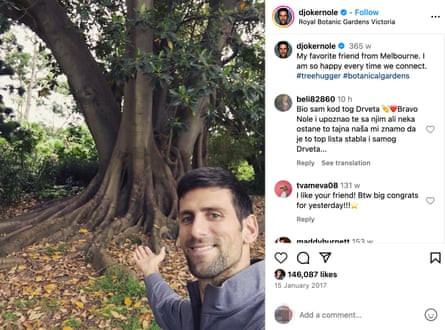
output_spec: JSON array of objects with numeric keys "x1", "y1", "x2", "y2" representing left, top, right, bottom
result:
[{"x1": 0, "y1": 196, "x2": 265, "y2": 329}]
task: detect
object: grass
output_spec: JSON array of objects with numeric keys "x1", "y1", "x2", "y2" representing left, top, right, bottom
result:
[
  {"x1": 45, "y1": 243, "x2": 68, "y2": 256},
  {"x1": 3, "y1": 311, "x2": 20, "y2": 321},
  {"x1": 84, "y1": 266, "x2": 161, "y2": 329}
]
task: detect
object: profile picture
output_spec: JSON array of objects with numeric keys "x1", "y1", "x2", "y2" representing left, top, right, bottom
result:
[
  {"x1": 274, "y1": 305, "x2": 293, "y2": 324},
  {"x1": 275, "y1": 269, "x2": 286, "y2": 280},
  {"x1": 274, "y1": 94, "x2": 292, "y2": 112},
  {"x1": 274, "y1": 180, "x2": 292, "y2": 198},
  {"x1": 273, "y1": 6, "x2": 294, "y2": 27},
  {"x1": 275, "y1": 41, "x2": 292, "y2": 59},
  {"x1": 275, "y1": 236, "x2": 291, "y2": 243}
]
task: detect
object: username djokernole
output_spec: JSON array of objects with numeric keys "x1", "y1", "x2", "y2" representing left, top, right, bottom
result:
[
  {"x1": 295, "y1": 42, "x2": 336, "y2": 50},
  {"x1": 298, "y1": 8, "x2": 338, "y2": 17}
]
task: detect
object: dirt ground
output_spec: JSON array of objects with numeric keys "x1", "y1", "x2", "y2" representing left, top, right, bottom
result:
[{"x1": 0, "y1": 195, "x2": 265, "y2": 329}]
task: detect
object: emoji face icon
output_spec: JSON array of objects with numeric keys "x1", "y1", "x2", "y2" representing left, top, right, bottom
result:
[{"x1": 425, "y1": 308, "x2": 438, "y2": 321}]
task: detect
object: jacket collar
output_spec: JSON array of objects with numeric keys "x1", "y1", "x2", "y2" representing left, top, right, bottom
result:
[{"x1": 187, "y1": 259, "x2": 264, "y2": 329}]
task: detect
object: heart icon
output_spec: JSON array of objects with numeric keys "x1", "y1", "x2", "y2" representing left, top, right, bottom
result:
[
  {"x1": 274, "y1": 252, "x2": 288, "y2": 264},
  {"x1": 390, "y1": 105, "x2": 397, "y2": 112},
  {"x1": 426, "y1": 197, "x2": 435, "y2": 205},
  {"x1": 426, "y1": 125, "x2": 435, "y2": 133}
]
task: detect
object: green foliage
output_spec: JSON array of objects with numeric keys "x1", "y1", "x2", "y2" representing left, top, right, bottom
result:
[
  {"x1": 4, "y1": 48, "x2": 31, "y2": 80},
  {"x1": 0, "y1": 123, "x2": 97, "y2": 208},
  {"x1": 208, "y1": 121, "x2": 264, "y2": 194},
  {"x1": 0, "y1": 124, "x2": 50, "y2": 205},
  {"x1": 88, "y1": 267, "x2": 161, "y2": 329},
  {"x1": 63, "y1": 318, "x2": 82, "y2": 328},
  {"x1": 53, "y1": 124, "x2": 98, "y2": 186},
  {"x1": 62, "y1": 0, "x2": 265, "y2": 165},
  {"x1": 0, "y1": 29, "x2": 20, "y2": 141},
  {"x1": 45, "y1": 243, "x2": 68, "y2": 256},
  {"x1": 91, "y1": 267, "x2": 146, "y2": 299},
  {"x1": 234, "y1": 160, "x2": 255, "y2": 181},
  {"x1": 208, "y1": 127, "x2": 253, "y2": 169},
  {"x1": 147, "y1": 320, "x2": 162, "y2": 330},
  {"x1": 2, "y1": 312, "x2": 19, "y2": 321},
  {"x1": 13, "y1": 299, "x2": 37, "y2": 309}
]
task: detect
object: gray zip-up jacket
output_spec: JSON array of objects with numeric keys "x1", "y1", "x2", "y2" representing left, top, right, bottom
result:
[{"x1": 144, "y1": 260, "x2": 265, "y2": 330}]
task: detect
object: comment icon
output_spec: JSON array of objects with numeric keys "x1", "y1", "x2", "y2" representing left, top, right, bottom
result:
[{"x1": 297, "y1": 251, "x2": 310, "y2": 264}]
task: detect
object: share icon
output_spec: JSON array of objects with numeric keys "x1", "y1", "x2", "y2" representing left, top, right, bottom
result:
[{"x1": 319, "y1": 252, "x2": 332, "y2": 263}]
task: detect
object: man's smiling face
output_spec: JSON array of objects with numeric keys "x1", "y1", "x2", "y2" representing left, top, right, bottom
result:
[
  {"x1": 278, "y1": 43, "x2": 289, "y2": 58},
  {"x1": 178, "y1": 187, "x2": 248, "y2": 281},
  {"x1": 278, "y1": 10, "x2": 288, "y2": 25}
]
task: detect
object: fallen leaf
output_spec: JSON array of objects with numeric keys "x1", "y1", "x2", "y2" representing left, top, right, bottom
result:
[
  {"x1": 110, "y1": 310, "x2": 127, "y2": 320},
  {"x1": 73, "y1": 301, "x2": 84, "y2": 309},
  {"x1": 44, "y1": 283, "x2": 57, "y2": 292},
  {"x1": 28, "y1": 310, "x2": 44, "y2": 320},
  {"x1": 22, "y1": 321, "x2": 33, "y2": 329}
]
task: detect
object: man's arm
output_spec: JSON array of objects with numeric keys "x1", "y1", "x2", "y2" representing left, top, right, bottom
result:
[{"x1": 133, "y1": 246, "x2": 193, "y2": 330}]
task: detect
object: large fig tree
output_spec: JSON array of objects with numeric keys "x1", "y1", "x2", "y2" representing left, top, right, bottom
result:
[{"x1": 0, "y1": 0, "x2": 264, "y2": 270}]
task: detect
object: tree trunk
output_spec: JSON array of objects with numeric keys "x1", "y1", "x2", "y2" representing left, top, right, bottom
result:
[
  {"x1": 0, "y1": 0, "x2": 242, "y2": 271},
  {"x1": 23, "y1": 35, "x2": 38, "y2": 122}
]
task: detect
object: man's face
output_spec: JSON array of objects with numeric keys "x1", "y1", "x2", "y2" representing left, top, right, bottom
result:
[
  {"x1": 278, "y1": 10, "x2": 288, "y2": 25},
  {"x1": 178, "y1": 187, "x2": 249, "y2": 280},
  {"x1": 278, "y1": 44, "x2": 288, "y2": 58}
]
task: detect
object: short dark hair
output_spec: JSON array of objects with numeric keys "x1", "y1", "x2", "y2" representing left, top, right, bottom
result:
[
  {"x1": 278, "y1": 8, "x2": 289, "y2": 15},
  {"x1": 278, "y1": 41, "x2": 288, "y2": 48},
  {"x1": 177, "y1": 167, "x2": 253, "y2": 222}
]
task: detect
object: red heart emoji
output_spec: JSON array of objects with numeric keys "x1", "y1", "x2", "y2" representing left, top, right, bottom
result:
[{"x1": 390, "y1": 105, "x2": 397, "y2": 112}]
